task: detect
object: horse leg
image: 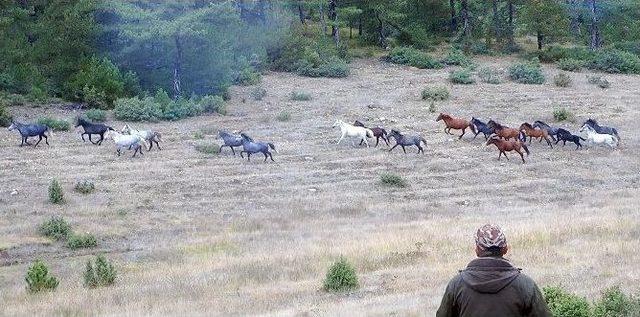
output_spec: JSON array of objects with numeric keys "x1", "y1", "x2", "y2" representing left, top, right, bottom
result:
[
  {"x1": 517, "y1": 150, "x2": 525, "y2": 163},
  {"x1": 383, "y1": 136, "x2": 389, "y2": 146},
  {"x1": 363, "y1": 137, "x2": 369, "y2": 148},
  {"x1": 359, "y1": 139, "x2": 364, "y2": 146},
  {"x1": 247, "y1": 153, "x2": 251, "y2": 161},
  {"x1": 155, "y1": 140, "x2": 161, "y2": 150},
  {"x1": 117, "y1": 148, "x2": 121, "y2": 156},
  {"x1": 401, "y1": 145, "x2": 406, "y2": 154},
  {"x1": 231, "y1": 146, "x2": 236, "y2": 156},
  {"x1": 389, "y1": 144, "x2": 399, "y2": 152},
  {"x1": 528, "y1": 136, "x2": 532, "y2": 144},
  {"x1": 503, "y1": 152, "x2": 509, "y2": 160},
  {"x1": 97, "y1": 133, "x2": 104, "y2": 145},
  {"x1": 497, "y1": 151, "x2": 502, "y2": 160},
  {"x1": 34, "y1": 135, "x2": 43, "y2": 147},
  {"x1": 545, "y1": 137, "x2": 552, "y2": 148},
  {"x1": 337, "y1": 133, "x2": 345, "y2": 144},
  {"x1": 239, "y1": 151, "x2": 245, "y2": 158},
  {"x1": 562, "y1": 140, "x2": 566, "y2": 146},
  {"x1": 148, "y1": 140, "x2": 154, "y2": 151},
  {"x1": 459, "y1": 128, "x2": 465, "y2": 139},
  {"x1": 263, "y1": 152, "x2": 268, "y2": 162},
  {"x1": 417, "y1": 144, "x2": 424, "y2": 154},
  {"x1": 44, "y1": 134, "x2": 49, "y2": 146},
  {"x1": 375, "y1": 137, "x2": 379, "y2": 147},
  {"x1": 81, "y1": 133, "x2": 86, "y2": 142}
]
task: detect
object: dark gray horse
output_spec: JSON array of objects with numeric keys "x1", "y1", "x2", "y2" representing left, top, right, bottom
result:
[
  {"x1": 470, "y1": 117, "x2": 495, "y2": 140},
  {"x1": 555, "y1": 128, "x2": 585, "y2": 150},
  {"x1": 76, "y1": 117, "x2": 114, "y2": 145},
  {"x1": 218, "y1": 130, "x2": 252, "y2": 155},
  {"x1": 387, "y1": 129, "x2": 427, "y2": 154},
  {"x1": 532, "y1": 120, "x2": 559, "y2": 142},
  {"x1": 583, "y1": 118, "x2": 620, "y2": 141},
  {"x1": 8, "y1": 121, "x2": 51, "y2": 147},
  {"x1": 239, "y1": 133, "x2": 277, "y2": 162}
]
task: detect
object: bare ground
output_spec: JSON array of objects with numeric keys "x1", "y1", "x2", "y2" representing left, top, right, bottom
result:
[{"x1": 1, "y1": 57, "x2": 639, "y2": 316}]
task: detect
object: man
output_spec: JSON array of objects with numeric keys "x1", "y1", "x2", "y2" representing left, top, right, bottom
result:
[{"x1": 436, "y1": 224, "x2": 551, "y2": 317}]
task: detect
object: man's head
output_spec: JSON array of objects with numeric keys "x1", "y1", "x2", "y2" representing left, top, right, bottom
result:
[{"x1": 475, "y1": 224, "x2": 509, "y2": 257}]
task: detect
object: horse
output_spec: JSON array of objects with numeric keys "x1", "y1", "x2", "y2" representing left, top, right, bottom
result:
[
  {"x1": 105, "y1": 130, "x2": 148, "y2": 157},
  {"x1": 486, "y1": 136, "x2": 530, "y2": 163},
  {"x1": 353, "y1": 120, "x2": 389, "y2": 147},
  {"x1": 239, "y1": 133, "x2": 277, "y2": 162},
  {"x1": 579, "y1": 125, "x2": 618, "y2": 148},
  {"x1": 470, "y1": 117, "x2": 495, "y2": 140},
  {"x1": 333, "y1": 119, "x2": 373, "y2": 147},
  {"x1": 532, "y1": 120, "x2": 559, "y2": 142},
  {"x1": 555, "y1": 128, "x2": 585, "y2": 150},
  {"x1": 218, "y1": 130, "x2": 251, "y2": 155},
  {"x1": 487, "y1": 120, "x2": 521, "y2": 140},
  {"x1": 76, "y1": 117, "x2": 114, "y2": 145},
  {"x1": 519, "y1": 122, "x2": 553, "y2": 148},
  {"x1": 583, "y1": 118, "x2": 620, "y2": 142},
  {"x1": 8, "y1": 121, "x2": 52, "y2": 147},
  {"x1": 387, "y1": 129, "x2": 427, "y2": 154},
  {"x1": 121, "y1": 124, "x2": 162, "y2": 151},
  {"x1": 435, "y1": 113, "x2": 476, "y2": 139}
]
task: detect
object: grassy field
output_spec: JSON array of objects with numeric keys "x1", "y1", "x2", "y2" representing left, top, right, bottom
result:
[{"x1": 1, "y1": 57, "x2": 639, "y2": 316}]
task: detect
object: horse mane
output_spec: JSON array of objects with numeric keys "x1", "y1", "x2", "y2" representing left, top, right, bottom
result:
[
  {"x1": 488, "y1": 120, "x2": 504, "y2": 129},
  {"x1": 438, "y1": 113, "x2": 452, "y2": 120},
  {"x1": 521, "y1": 122, "x2": 533, "y2": 129},
  {"x1": 240, "y1": 133, "x2": 254, "y2": 142}
]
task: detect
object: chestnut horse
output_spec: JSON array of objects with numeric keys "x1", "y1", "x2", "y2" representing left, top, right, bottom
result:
[
  {"x1": 487, "y1": 120, "x2": 521, "y2": 140},
  {"x1": 519, "y1": 122, "x2": 553, "y2": 148},
  {"x1": 436, "y1": 113, "x2": 476, "y2": 139},
  {"x1": 486, "y1": 136, "x2": 530, "y2": 163}
]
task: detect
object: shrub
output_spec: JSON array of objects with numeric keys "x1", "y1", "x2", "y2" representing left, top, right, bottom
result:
[
  {"x1": 593, "y1": 286, "x2": 640, "y2": 317},
  {"x1": 544, "y1": 286, "x2": 591, "y2": 317},
  {"x1": 25, "y1": 260, "x2": 59, "y2": 293},
  {"x1": 469, "y1": 42, "x2": 493, "y2": 55},
  {"x1": 38, "y1": 117, "x2": 70, "y2": 131},
  {"x1": 276, "y1": 111, "x2": 291, "y2": 122},
  {"x1": 84, "y1": 109, "x2": 107, "y2": 122},
  {"x1": 387, "y1": 47, "x2": 443, "y2": 69},
  {"x1": 478, "y1": 67, "x2": 503, "y2": 84},
  {"x1": 557, "y1": 58, "x2": 585, "y2": 72},
  {"x1": 195, "y1": 143, "x2": 220, "y2": 155},
  {"x1": 48, "y1": 179, "x2": 64, "y2": 204},
  {"x1": 81, "y1": 85, "x2": 108, "y2": 109},
  {"x1": 84, "y1": 255, "x2": 117, "y2": 288},
  {"x1": 39, "y1": 216, "x2": 71, "y2": 241},
  {"x1": 421, "y1": 86, "x2": 450, "y2": 101},
  {"x1": 588, "y1": 76, "x2": 610, "y2": 89},
  {"x1": 554, "y1": 73, "x2": 572, "y2": 87},
  {"x1": 589, "y1": 49, "x2": 640, "y2": 74},
  {"x1": 509, "y1": 61, "x2": 545, "y2": 84},
  {"x1": 442, "y1": 49, "x2": 474, "y2": 67},
  {"x1": 290, "y1": 91, "x2": 312, "y2": 101},
  {"x1": 67, "y1": 233, "x2": 97, "y2": 249},
  {"x1": 323, "y1": 257, "x2": 358, "y2": 292},
  {"x1": 537, "y1": 46, "x2": 594, "y2": 63},
  {"x1": 74, "y1": 180, "x2": 95, "y2": 194},
  {"x1": 612, "y1": 40, "x2": 640, "y2": 56},
  {"x1": 0, "y1": 99, "x2": 12, "y2": 127},
  {"x1": 553, "y1": 108, "x2": 573, "y2": 122},
  {"x1": 450, "y1": 68, "x2": 475, "y2": 84},
  {"x1": 200, "y1": 95, "x2": 225, "y2": 114},
  {"x1": 251, "y1": 87, "x2": 267, "y2": 101},
  {"x1": 234, "y1": 67, "x2": 261, "y2": 86},
  {"x1": 379, "y1": 173, "x2": 407, "y2": 188},
  {"x1": 113, "y1": 97, "x2": 163, "y2": 122},
  {"x1": 161, "y1": 98, "x2": 204, "y2": 121},
  {"x1": 65, "y1": 57, "x2": 129, "y2": 108},
  {"x1": 296, "y1": 56, "x2": 350, "y2": 78}
]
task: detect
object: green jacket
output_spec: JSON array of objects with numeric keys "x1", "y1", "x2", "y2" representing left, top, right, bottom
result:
[{"x1": 436, "y1": 257, "x2": 551, "y2": 317}]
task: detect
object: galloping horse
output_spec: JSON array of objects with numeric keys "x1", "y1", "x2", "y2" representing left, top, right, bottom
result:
[
  {"x1": 486, "y1": 136, "x2": 530, "y2": 163},
  {"x1": 519, "y1": 122, "x2": 553, "y2": 148},
  {"x1": 8, "y1": 121, "x2": 52, "y2": 147},
  {"x1": 582, "y1": 118, "x2": 620, "y2": 142},
  {"x1": 436, "y1": 113, "x2": 476, "y2": 139},
  {"x1": 333, "y1": 119, "x2": 373, "y2": 147},
  {"x1": 579, "y1": 125, "x2": 618, "y2": 148},
  {"x1": 353, "y1": 120, "x2": 389, "y2": 147},
  {"x1": 122, "y1": 124, "x2": 162, "y2": 151},
  {"x1": 532, "y1": 120, "x2": 559, "y2": 142},
  {"x1": 239, "y1": 133, "x2": 277, "y2": 162},
  {"x1": 104, "y1": 130, "x2": 148, "y2": 157},
  {"x1": 387, "y1": 129, "x2": 427, "y2": 154},
  {"x1": 555, "y1": 128, "x2": 585, "y2": 150},
  {"x1": 218, "y1": 130, "x2": 249, "y2": 155},
  {"x1": 76, "y1": 117, "x2": 114, "y2": 145},
  {"x1": 470, "y1": 117, "x2": 495, "y2": 140},
  {"x1": 487, "y1": 120, "x2": 521, "y2": 140}
]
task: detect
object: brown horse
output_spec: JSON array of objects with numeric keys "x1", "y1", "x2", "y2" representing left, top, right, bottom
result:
[
  {"x1": 486, "y1": 136, "x2": 530, "y2": 163},
  {"x1": 519, "y1": 122, "x2": 553, "y2": 148},
  {"x1": 487, "y1": 120, "x2": 521, "y2": 140},
  {"x1": 435, "y1": 113, "x2": 476, "y2": 139},
  {"x1": 354, "y1": 120, "x2": 389, "y2": 147}
]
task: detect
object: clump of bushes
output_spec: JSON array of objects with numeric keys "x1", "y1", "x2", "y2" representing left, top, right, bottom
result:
[
  {"x1": 593, "y1": 286, "x2": 640, "y2": 317},
  {"x1": 38, "y1": 117, "x2": 70, "y2": 131},
  {"x1": 39, "y1": 216, "x2": 71, "y2": 241},
  {"x1": 421, "y1": 86, "x2": 450, "y2": 101},
  {"x1": 234, "y1": 67, "x2": 261, "y2": 86},
  {"x1": 379, "y1": 173, "x2": 407, "y2": 188},
  {"x1": 25, "y1": 260, "x2": 59, "y2": 293},
  {"x1": 589, "y1": 49, "x2": 640, "y2": 74},
  {"x1": 0, "y1": 99, "x2": 12, "y2": 127},
  {"x1": 74, "y1": 180, "x2": 95, "y2": 194},
  {"x1": 84, "y1": 109, "x2": 107, "y2": 122},
  {"x1": 536, "y1": 45, "x2": 594, "y2": 63},
  {"x1": 67, "y1": 233, "x2": 97, "y2": 249},
  {"x1": 114, "y1": 90, "x2": 225, "y2": 122},
  {"x1": 478, "y1": 67, "x2": 503, "y2": 84},
  {"x1": 553, "y1": 108, "x2": 573, "y2": 122},
  {"x1": 290, "y1": 91, "x2": 312, "y2": 101},
  {"x1": 387, "y1": 47, "x2": 443, "y2": 69},
  {"x1": 442, "y1": 49, "x2": 474, "y2": 67},
  {"x1": 84, "y1": 255, "x2": 117, "y2": 288},
  {"x1": 544, "y1": 286, "x2": 591, "y2": 317},
  {"x1": 588, "y1": 76, "x2": 610, "y2": 89},
  {"x1": 450, "y1": 69, "x2": 475, "y2": 84},
  {"x1": 268, "y1": 34, "x2": 350, "y2": 78},
  {"x1": 276, "y1": 111, "x2": 291, "y2": 122},
  {"x1": 195, "y1": 143, "x2": 220, "y2": 155},
  {"x1": 114, "y1": 97, "x2": 163, "y2": 122},
  {"x1": 323, "y1": 257, "x2": 359, "y2": 292},
  {"x1": 200, "y1": 95, "x2": 225, "y2": 114},
  {"x1": 251, "y1": 87, "x2": 267, "y2": 101},
  {"x1": 48, "y1": 179, "x2": 64, "y2": 204},
  {"x1": 543, "y1": 285, "x2": 640, "y2": 317},
  {"x1": 509, "y1": 60, "x2": 545, "y2": 84},
  {"x1": 296, "y1": 56, "x2": 350, "y2": 78},
  {"x1": 557, "y1": 58, "x2": 585, "y2": 72},
  {"x1": 554, "y1": 73, "x2": 572, "y2": 87}
]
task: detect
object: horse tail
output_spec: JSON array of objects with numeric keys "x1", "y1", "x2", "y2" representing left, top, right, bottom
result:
[
  {"x1": 579, "y1": 137, "x2": 586, "y2": 141},
  {"x1": 268, "y1": 143, "x2": 278, "y2": 153},
  {"x1": 522, "y1": 143, "x2": 530, "y2": 156},
  {"x1": 108, "y1": 126, "x2": 115, "y2": 131},
  {"x1": 613, "y1": 129, "x2": 621, "y2": 144}
]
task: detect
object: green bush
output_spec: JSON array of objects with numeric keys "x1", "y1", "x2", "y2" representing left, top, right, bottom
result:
[
  {"x1": 48, "y1": 179, "x2": 65, "y2": 204},
  {"x1": 379, "y1": 173, "x2": 407, "y2": 188},
  {"x1": 509, "y1": 61, "x2": 545, "y2": 84},
  {"x1": 84, "y1": 109, "x2": 107, "y2": 122},
  {"x1": 251, "y1": 87, "x2": 267, "y2": 101},
  {"x1": 421, "y1": 86, "x2": 450, "y2": 101},
  {"x1": 554, "y1": 73, "x2": 572, "y2": 87},
  {"x1": 387, "y1": 47, "x2": 443, "y2": 69},
  {"x1": 234, "y1": 67, "x2": 261, "y2": 86},
  {"x1": 450, "y1": 69, "x2": 475, "y2": 84},
  {"x1": 612, "y1": 40, "x2": 640, "y2": 56},
  {"x1": 65, "y1": 57, "x2": 130, "y2": 108},
  {"x1": 195, "y1": 143, "x2": 220, "y2": 155},
  {"x1": 589, "y1": 49, "x2": 640, "y2": 74},
  {"x1": 544, "y1": 286, "x2": 591, "y2": 317},
  {"x1": 296, "y1": 56, "x2": 350, "y2": 78},
  {"x1": 84, "y1": 255, "x2": 117, "y2": 288},
  {"x1": 162, "y1": 98, "x2": 204, "y2": 121},
  {"x1": 269, "y1": 34, "x2": 350, "y2": 78},
  {"x1": 553, "y1": 108, "x2": 573, "y2": 122},
  {"x1": 276, "y1": 111, "x2": 291, "y2": 122},
  {"x1": 323, "y1": 257, "x2": 359, "y2": 292},
  {"x1": 25, "y1": 260, "x2": 59, "y2": 293},
  {"x1": 38, "y1": 117, "x2": 70, "y2": 131},
  {"x1": 557, "y1": 58, "x2": 585, "y2": 72},
  {"x1": 0, "y1": 99, "x2": 12, "y2": 127},
  {"x1": 39, "y1": 216, "x2": 71, "y2": 241},
  {"x1": 537, "y1": 46, "x2": 594, "y2": 63},
  {"x1": 478, "y1": 67, "x2": 503, "y2": 84},
  {"x1": 67, "y1": 233, "x2": 97, "y2": 249},
  {"x1": 442, "y1": 49, "x2": 474, "y2": 67},
  {"x1": 593, "y1": 286, "x2": 640, "y2": 317},
  {"x1": 74, "y1": 179, "x2": 95, "y2": 194},
  {"x1": 290, "y1": 91, "x2": 312, "y2": 101},
  {"x1": 469, "y1": 42, "x2": 493, "y2": 55},
  {"x1": 588, "y1": 76, "x2": 610, "y2": 89},
  {"x1": 113, "y1": 97, "x2": 163, "y2": 122},
  {"x1": 200, "y1": 95, "x2": 226, "y2": 114}
]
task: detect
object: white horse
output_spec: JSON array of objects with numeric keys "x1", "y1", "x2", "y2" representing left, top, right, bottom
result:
[
  {"x1": 105, "y1": 130, "x2": 149, "y2": 157},
  {"x1": 333, "y1": 119, "x2": 374, "y2": 147},
  {"x1": 121, "y1": 124, "x2": 162, "y2": 151},
  {"x1": 579, "y1": 125, "x2": 618, "y2": 148}
]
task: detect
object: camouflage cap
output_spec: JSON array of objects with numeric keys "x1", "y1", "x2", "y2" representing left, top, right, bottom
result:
[{"x1": 475, "y1": 224, "x2": 507, "y2": 250}]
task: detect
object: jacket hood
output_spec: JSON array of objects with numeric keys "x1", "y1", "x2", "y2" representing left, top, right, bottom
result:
[{"x1": 460, "y1": 257, "x2": 521, "y2": 294}]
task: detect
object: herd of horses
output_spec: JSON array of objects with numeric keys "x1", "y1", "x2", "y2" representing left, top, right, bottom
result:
[{"x1": 6, "y1": 111, "x2": 620, "y2": 164}]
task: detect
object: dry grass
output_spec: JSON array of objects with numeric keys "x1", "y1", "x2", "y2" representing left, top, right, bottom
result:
[{"x1": 1, "y1": 57, "x2": 639, "y2": 316}]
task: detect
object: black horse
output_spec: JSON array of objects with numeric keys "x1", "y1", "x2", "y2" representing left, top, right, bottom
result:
[
  {"x1": 555, "y1": 128, "x2": 585, "y2": 150},
  {"x1": 470, "y1": 117, "x2": 495, "y2": 140},
  {"x1": 353, "y1": 120, "x2": 389, "y2": 147},
  {"x1": 532, "y1": 120, "x2": 559, "y2": 142},
  {"x1": 75, "y1": 117, "x2": 114, "y2": 145},
  {"x1": 218, "y1": 130, "x2": 251, "y2": 155},
  {"x1": 8, "y1": 121, "x2": 51, "y2": 147},
  {"x1": 239, "y1": 133, "x2": 277, "y2": 162},
  {"x1": 387, "y1": 129, "x2": 427, "y2": 154},
  {"x1": 583, "y1": 118, "x2": 620, "y2": 141}
]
